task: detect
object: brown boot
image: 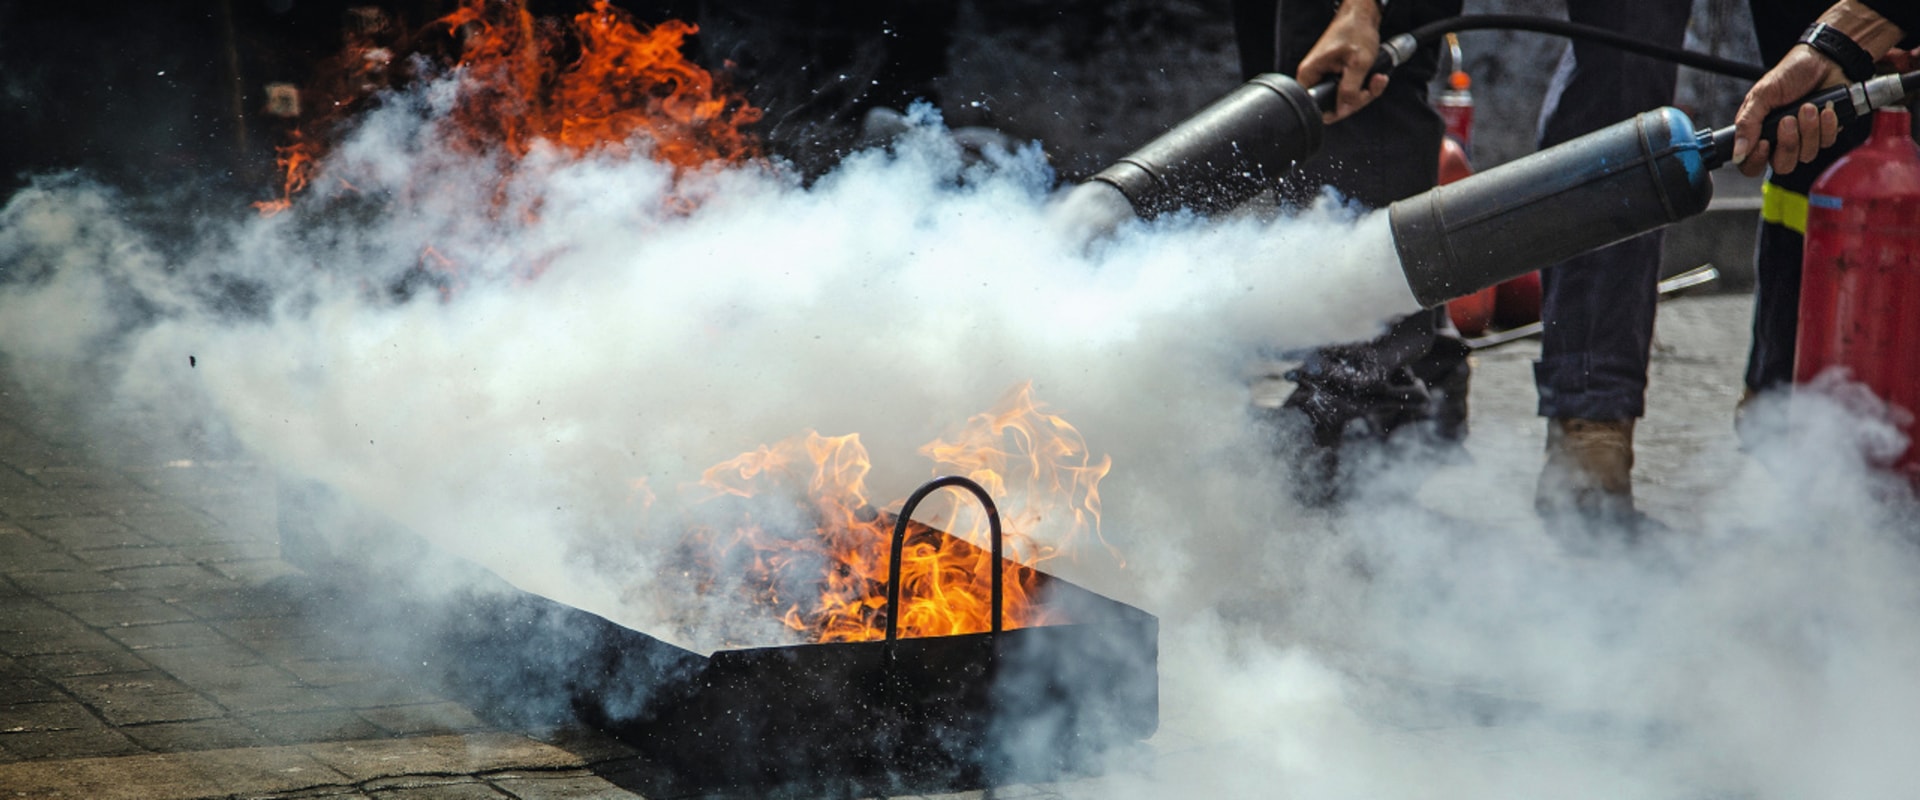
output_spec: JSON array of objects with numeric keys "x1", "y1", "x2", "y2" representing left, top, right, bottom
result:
[{"x1": 1535, "y1": 418, "x2": 1636, "y2": 520}]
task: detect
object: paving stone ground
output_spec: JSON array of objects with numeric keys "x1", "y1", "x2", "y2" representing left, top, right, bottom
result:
[
  {"x1": 0, "y1": 364, "x2": 666, "y2": 798},
  {"x1": 0, "y1": 293, "x2": 1759, "y2": 798}
]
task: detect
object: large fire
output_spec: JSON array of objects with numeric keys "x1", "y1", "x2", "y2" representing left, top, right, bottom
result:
[
  {"x1": 266, "y1": 3, "x2": 1103, "y2": 644},
  {"x1": 688, "y1": 384, "x2": 1114, "y2": 643},
  {"x1": 435, "y1": 1, "x2": 760, "y2": 167},
  {"x1": 257, "y1": 0, "x2": 761, "y2": 214}
]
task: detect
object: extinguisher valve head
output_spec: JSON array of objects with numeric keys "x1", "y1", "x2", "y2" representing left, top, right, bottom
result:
[{"x1": 1866, "y1": 70, "x2": 1920, "y2": 111}]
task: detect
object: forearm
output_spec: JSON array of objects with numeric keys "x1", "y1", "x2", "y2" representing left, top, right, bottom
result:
[
  {"x1": 1816, "y1": 1, "x2": 1907, "y2": 62},
  {"x1": 1332, "y1": 0, "x2": 1384, "y2": 30},
  {"x1": 1851, "y1": 0, "x2": 1916, "y2": 45}
]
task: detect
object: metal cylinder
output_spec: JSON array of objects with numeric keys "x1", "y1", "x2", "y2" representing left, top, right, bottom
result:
[
  {"x1": 1388, "y1": 107, "x2": 1715, "y2": 308},
  {"x1": 1088, "y1": 73, "x2": 1323, "y2": 219},
  {"x1": 1794, "y1": 106, "x2": 1920, "y2": 482}
]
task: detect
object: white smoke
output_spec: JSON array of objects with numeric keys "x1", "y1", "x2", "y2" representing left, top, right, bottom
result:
[
  {"x1": 0, "y1": 90, "x2": 1407, "y2": 628},
  {"x1": 3, "y1": 67, "x2": 1919, "y2": 800},
  {"x1": 1086, "y1": 376, "x2": 1920, "y2": 800}
]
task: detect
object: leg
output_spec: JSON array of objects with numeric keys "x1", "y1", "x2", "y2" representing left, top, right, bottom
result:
[
  {"x1": 1743, "y1": 121, "x2": 1874, "y2": 396},
  {"x1": 1531, "y1": 0, "x2": 1688, "y2": 524},
  {"x1": 1268, "y1": 81, "x2": 1469, "y2": 505},
  {"x1": 1231, "y1": 0, "x2": 1279, "y2": 81},
  {"x1": 1250, "y1": 0, "x2": 1468, "y2": 504},
  {"x1": 1745, "y1": 221, "x2": 1804, "y2": 395}
]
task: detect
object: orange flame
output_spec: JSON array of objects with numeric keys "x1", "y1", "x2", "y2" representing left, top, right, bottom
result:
[
  {"x1": 687, "y1": 385, "x2": 1113, "y2": 643},
  {"x1": 254, "y1": 131, "x2": 318, "y2": 216},
  {"x1": 436, "y1": 0, "x2": 762, "y2": 167},
  {"x1": 554, "y1": 7, "x2": 761, "y2": 168},
  {"x1": 253, "y1": 6, "x2": 406, "y2": 215},
  {"x1": 258, "y1": 0, "x2": 760, "y2": 214},
  {"x1": 920, "y1": 382, "x2": 1117, "y2": 568}
]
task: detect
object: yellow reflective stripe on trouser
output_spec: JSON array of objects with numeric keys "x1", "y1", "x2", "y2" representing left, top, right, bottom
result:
[{"x1": 1761, "y1": 182, "x2": 1809, "y2": 234}]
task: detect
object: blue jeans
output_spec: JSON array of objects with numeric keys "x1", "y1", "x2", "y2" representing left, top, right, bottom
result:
[{"x1": 1531, "y1": 0, "x2": 1689, "y2": 421}]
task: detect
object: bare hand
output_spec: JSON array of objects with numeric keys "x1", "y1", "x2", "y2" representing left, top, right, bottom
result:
[
  {"x1": 1730, "y1": 45, "x2": 1845, "y2": 177},
  {"x1": 1296, "y1": 1, "x2": 1387, "y2": 124},
  {"x1": 1730, "y1": 0, "x2": 1909, "y2": 177}
]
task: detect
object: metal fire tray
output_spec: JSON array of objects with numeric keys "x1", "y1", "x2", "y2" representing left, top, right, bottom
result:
[{"x1": 285, "y1": 475, "x2": 1158, "y2": 796}]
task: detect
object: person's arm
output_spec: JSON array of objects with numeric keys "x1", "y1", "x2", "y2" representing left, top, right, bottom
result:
[
  {"x1": 1731, "y1": 0, "x2": 1909, "y2": 176},
  {"x1": 1858, "y1": 0, "x2": 1920, "y2": 40},
  {"x1": 1296, "y1": 0, "x2": 1388, "y2": 123}
]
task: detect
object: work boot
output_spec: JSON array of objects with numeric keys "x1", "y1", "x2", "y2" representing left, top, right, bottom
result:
[{"x1": 1535, "y1": 417, "x2": 1637, "y2": 523}]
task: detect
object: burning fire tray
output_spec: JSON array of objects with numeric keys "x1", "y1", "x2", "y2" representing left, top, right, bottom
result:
[{"x1": 281, "y1": 476, "x2": 1158, "y2": 796}]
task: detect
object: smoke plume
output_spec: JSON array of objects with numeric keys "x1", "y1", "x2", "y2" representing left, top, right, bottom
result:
[{"x1": 3, "y1": 55, "x2": 1919, "y2": 800}]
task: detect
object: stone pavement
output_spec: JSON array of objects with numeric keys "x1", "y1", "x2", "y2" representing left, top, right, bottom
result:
[
  {"x1": 0, "y1": 369, "x2": 663, "y2": 797},
  {"x1": 0, "y1": 292, "x2": 1758, "y2": 799}
]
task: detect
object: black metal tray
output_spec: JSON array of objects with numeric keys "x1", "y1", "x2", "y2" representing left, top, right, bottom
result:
[{"x1": 281, "y1": 475, "x2": 1158, "y2": 796}]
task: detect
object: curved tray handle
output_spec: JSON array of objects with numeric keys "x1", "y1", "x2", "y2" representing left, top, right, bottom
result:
[{"x1": 884, "y1": 475, "x2": 1004, "y2": 641}]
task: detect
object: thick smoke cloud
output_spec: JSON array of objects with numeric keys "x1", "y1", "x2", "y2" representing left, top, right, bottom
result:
[
  {"x1": 0, "y1": 83, "x2": 1406, "y2": 630},
  {"x1": 3, "y1": 62, "x2": 1919, "y2": 799}
]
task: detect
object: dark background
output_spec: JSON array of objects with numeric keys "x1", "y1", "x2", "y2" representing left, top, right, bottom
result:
[
  {"x1": 0, "y1": 0, "x2": 1761, "y2": 207},
  {"x1": 0, "y1": 0, "x2": 1243, "y2": 204}
]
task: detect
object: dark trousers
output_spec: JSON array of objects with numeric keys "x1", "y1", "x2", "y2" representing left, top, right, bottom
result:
[
  {"x1": 1745, "y1": 220, "x2": 1805, "y2": 391},
  {"x1": 1531, "y1": 0, "x2": 1689, "y2": 421},
  {"x1": 1230, "y1": 0, "x2": 1469, "y2": 503},
  {"x1": 1257, "y1": 0, "x2": 1468, "y2": 443},
  {"x1": 1744, "y1": 121, "x2": 1877, "y2": 392}
]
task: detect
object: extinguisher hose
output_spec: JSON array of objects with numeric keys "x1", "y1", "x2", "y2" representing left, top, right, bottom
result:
[
  {"x1": 1401, "y1": 15, "x2": 1767, "y2": 81},
  {"x1": 1315, "y1": 14, "x2": 1768, "y2": 113},
  {"x1": 1334, "y1": 16, "x2": 1919, "y2": 167}
]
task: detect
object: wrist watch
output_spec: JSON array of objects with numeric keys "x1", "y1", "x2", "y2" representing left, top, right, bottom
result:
[{"x1": 1799, "y1": 22, "x2": 1876, "y2": 83}]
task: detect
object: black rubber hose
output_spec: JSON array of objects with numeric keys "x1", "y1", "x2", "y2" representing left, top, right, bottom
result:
[{"x1": 1403, "y1": 14, "x2": 1765, "y2": 81}]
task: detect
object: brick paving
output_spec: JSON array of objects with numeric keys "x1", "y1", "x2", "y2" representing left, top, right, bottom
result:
[
  {"x1": 0, "y1": 370, "x2": 662, "y2": 798},
  {"x1": 0, "y1": 293, "x2": 1759, "y2": 798}
]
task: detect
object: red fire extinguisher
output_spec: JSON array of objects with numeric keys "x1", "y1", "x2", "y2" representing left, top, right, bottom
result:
[
  {"x1": 1436, "y1": 34, "x2": 1499, "y2": 335},
  {"x1": 1434, "y1": 34, "x2": 1475, "y2": 147},
  {"x1": 1434, "y1": 34, "x2": 1541, "y2": 335},
  {"x1": 1793, "y1": 105, "x2": 1920, "y2": 481}
]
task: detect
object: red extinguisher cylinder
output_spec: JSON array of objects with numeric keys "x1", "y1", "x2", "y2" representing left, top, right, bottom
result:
[
  {"x1": 1794, "y1": 106, "x2": 1920, "y2": 478},
  {"x1": 1435, "y1": 32, "x2": 1490, "y2": 335},
  {"x1": 1436, "y1": 70, "x2": 1474, "y2": 150},
  {"x1": 1435, "y1": 33, "x2": 1474, "y2": 150},
  {"x1": 1438, "y1": 135, "x2": 1495, "y2": 334}
]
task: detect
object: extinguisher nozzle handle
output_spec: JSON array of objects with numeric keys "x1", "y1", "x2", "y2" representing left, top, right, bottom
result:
[
  {"x1": 1754, "y1": 71, "x2": 1919, "y2": 148},
  {"x1": 1758, "y1": 83, "x2": 1864, "y2": 145},
  {"x1": 1703, "y1": 126, "x2": 1738, "y2": 170},
  {"x1": 1704, "y1": 71, "x2": 1920, "y2": 170}
]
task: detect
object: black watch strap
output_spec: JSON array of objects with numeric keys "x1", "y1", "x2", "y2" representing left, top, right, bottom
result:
[{"x1": 1799, "y1": 22, "x2": 1876, "y2": 83}]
